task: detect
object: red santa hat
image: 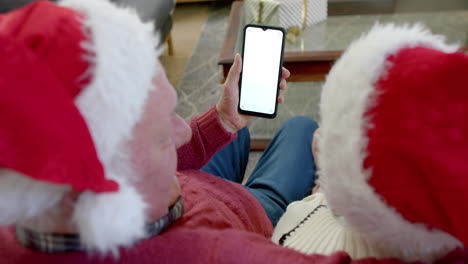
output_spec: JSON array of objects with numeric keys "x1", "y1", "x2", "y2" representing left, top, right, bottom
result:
[
  {"x1": 0, "y1": 0, "x2": 160, "y2": 254},
  {"x1": 317, "y1": 24, "x2": 468, "y2": 262}
]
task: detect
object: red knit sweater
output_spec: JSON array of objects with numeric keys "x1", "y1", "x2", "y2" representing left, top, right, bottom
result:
[{"x1": 0, "y1": 106, "x2": 466, "y2": 263}]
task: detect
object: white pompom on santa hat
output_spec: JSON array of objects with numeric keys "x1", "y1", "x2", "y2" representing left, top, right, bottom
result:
[
  {"x1": 0, "y1": 0, "x2": 160, "y2": 254},
  {"x1": 317, "y1": 23, "x2": 468, "y2": 261}
]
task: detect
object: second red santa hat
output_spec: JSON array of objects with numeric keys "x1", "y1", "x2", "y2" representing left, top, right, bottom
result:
[{"x1": 318, "y1": 23, "x2": 468, "y2": 262}]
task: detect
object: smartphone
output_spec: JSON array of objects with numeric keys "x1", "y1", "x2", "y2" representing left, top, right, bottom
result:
[{"x1": 238, "y1": 24, "x2": 285, "y2": 118}]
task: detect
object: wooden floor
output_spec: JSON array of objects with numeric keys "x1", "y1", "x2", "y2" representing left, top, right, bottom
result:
[
  {"x1": 160, "y1": 3, "x2": 211, "y2": 88},
  {"x1": 176, "y1": 0, "x2": 218, "y2": 3}
]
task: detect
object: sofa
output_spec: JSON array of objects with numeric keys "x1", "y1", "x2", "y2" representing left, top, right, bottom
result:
[
  {"x1": 111, "y1": 0, "x2": 175, "y2": 52},
  {"x1": 0, "y1": 0, "x2": 175, "y2": 53}
]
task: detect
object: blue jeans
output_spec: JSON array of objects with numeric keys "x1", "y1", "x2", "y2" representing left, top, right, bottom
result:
[{"x1": 201, "y1": 116, "x2": 318, "y2": 226}]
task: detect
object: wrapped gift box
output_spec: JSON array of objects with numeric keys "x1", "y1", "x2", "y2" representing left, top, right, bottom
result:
[
  {"x1": 244, "y1": 0, "x2": 327, "y2": 30},
  {"x1": 279, "y1": 0, "x2": 327, "y2": 29},
  {"x1": 244, "y1": 0, "x2": 280, "y2": 26}
]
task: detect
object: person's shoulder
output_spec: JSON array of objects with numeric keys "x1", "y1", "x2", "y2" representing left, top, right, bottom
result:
[
  {"x1": 287, "y1": 192, "x2": 326, "y2": 211},
  {"x1": 175, "y1": 171, "x2": 272, "y2": 234},
  {"x1": 0, "y1": 226, "x2": 20, "y2": 252}
]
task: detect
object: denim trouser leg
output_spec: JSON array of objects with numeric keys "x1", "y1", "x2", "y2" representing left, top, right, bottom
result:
[
  {"x1": 200, "y1": 116, "x2": 319, "y2": 226},
  {"x1": 245, "y1": 117, "x2": 319, "y2": 225},
  {"x1": 200, "y1": 127, "x2": 250, "y2": 184}
]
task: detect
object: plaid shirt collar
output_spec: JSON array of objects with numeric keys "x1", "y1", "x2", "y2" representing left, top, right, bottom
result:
[{"x1": 15, "y1": 196, "x2": 185, "y2": 253}]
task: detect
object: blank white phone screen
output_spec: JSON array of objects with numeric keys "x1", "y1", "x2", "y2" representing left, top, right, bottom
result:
[{"x1": 240, "y1": 27, "x2": 283, "y2": 115}]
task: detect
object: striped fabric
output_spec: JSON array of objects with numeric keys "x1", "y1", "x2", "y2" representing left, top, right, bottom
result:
[{"x1": 15, "y1": 196, "x2": 185, "y2": 253}]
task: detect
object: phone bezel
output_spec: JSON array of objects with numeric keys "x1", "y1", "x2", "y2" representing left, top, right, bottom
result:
[{"x1": 238, "y1": 24, "x2": 286, "y2": 119}]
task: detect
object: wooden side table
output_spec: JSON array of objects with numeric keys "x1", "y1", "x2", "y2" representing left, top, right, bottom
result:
[{"x1": 218, "y1": 1, "x2": 468, "y2": 150}]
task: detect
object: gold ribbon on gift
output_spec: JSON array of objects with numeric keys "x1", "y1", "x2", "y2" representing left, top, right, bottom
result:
[
  {"x1": 250, "y1": 0, "x2": 279, "y2": 26},
  {"x1": 301, "y1": 0, "x2": 307, "y2": 30},
  {"x1": 286, "y1": 0, "x2": 308, "y2": 43},
  {"x1": 258, "y1": 0, "x2": 264, "y2": 24}
]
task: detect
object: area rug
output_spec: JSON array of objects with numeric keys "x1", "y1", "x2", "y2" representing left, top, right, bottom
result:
[{"x1": 176, "y1": 3, "x2": 323, "y2": 140}]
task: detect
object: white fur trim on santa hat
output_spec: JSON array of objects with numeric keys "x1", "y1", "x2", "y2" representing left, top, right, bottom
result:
[
  {"x1": 0, "y1": 170, "x2": 68, "y2": 225},
  {"x1": 73, "y1": 180, "x2": 147, "y2": 256},
  {"x1": 71, "y1": 145, "x2": 148, "y2": 256},
  {"x1": 318, "y1": 23, "x2": 461, "y2": 262},
  {"x1": 58, "y1": 0, "x2": 160, "y2": 254},
  {"x1": 58, "y1": 0, "x2": 160, "y2": 172}
]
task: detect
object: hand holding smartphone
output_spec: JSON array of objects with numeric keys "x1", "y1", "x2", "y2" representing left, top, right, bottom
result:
[{"x1": 238, "y1": 24, "x2": 286, "y2": 119}]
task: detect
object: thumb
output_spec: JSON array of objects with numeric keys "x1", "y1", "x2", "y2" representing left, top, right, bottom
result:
[{"x1": 225, "y1": 53, "x2": 242, "y2": 88}]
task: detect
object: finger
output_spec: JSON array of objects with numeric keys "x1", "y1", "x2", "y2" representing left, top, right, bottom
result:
[
  {"x1": 279, "y1": 79, "x2": 287, "y2": 90},
  {"x1": 225, "y1": 54, "x2": 242, "y2": 88},
  {"x1": 312, "y1": 184, "x2": 320, "y2": 194},
  {"x1": 282, "y1": 67, "x2": 291, "y2": 79},
  {"x1": 315, "y1": 128, "x2": 321, "y2": 136},
  {"x1": 278, "y1": 94, "x2": 285, "y2": 104}
]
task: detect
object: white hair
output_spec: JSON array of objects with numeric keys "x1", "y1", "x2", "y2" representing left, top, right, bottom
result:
[{"x1": 0, "y1": 169, "x2": 69, "y2": 226}]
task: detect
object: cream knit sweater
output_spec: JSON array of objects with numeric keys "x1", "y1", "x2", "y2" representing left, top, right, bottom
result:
[{"x1": 272, "y1": 193, "x2": 395, "y2": 259}]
